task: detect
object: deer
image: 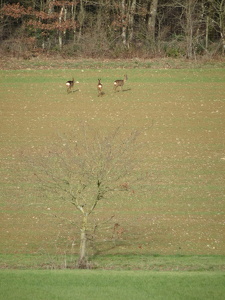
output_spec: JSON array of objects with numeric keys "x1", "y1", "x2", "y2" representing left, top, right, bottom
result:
[
  {"x1": 97, "y1": 78, "x2": 103, "y2": 96},
  {"x1": 114, "y1": 74, "x2": 128, "y2": 92},
  {"x1": 66, "y1": 78, "x2": 74, "y2": 93}
]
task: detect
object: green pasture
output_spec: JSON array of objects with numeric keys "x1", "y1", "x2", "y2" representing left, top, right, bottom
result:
[
  {"x1": 1, "y1": 270, "x2": 225, "y2": 300},
  {"x1": 0, "y1": 66, "x2": 225, "y2": 267}
]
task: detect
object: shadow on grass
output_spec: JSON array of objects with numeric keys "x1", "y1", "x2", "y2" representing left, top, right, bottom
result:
[
  {"x1": 114, "y1": 88, "x2": 131, "y2": 93},
  {"x1": 67, "y1": 89, "x2": 80, "y2": 94}
]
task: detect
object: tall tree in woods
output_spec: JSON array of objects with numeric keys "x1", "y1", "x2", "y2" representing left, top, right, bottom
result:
[
  {"x1": 127, "y1": 0, "x2": 137, "y2": 48},
  {"x1": 121, "y1": 0, "x2": 128, "y2": 47},
  {"x1": 185, "y1": 0, "x2": 198, "y2": 58},
  {"x1": 209, "y1": 0, "x2": 225, "y2": 54},
  {"x1": 147, "y1": 0, "x2": 159, "y2": 47}
]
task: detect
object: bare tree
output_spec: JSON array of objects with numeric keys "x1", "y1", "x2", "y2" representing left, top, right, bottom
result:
[
  {"x1": 30, "y1": 125, "x2": 148, "y2": 268},
  {"x1": 185, "y1": 0, "x2": 197, "y2": 58},
  {"x1": 210, "y1": 0, "x2": 225, "y2": 55},
  {"x1": 121, "y1": 0, "x2": 127, "y2": 46},
  {"x1": 127, "y1": 0, "x2": 137, "y2": 48},
  {"x1": 77, "y1": 0, "x2": 85, "y2": 42},
  {"x1": 147, "y1": 0, "x2": 159, "y2": 45}
]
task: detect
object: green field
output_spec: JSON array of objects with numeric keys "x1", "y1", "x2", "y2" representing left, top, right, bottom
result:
[
  {"x1": 1, "y1": 270, "x2": 225, "y2": 300},
  {"x1": 0, "y1": 66, "x2": 225, "y2": 268}
]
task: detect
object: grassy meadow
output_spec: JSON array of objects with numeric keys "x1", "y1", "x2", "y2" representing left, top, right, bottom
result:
[
  {"x1": 1, "y1": 270, "x2": 225, "y2": 300},
  {"x1": 0, "y1": 63, "x2": 225, "y2": 271}
]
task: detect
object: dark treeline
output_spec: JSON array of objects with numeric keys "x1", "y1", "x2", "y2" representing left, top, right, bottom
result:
[{"x1": 0, "y1": 0, "x2": 224, "y2": 59}]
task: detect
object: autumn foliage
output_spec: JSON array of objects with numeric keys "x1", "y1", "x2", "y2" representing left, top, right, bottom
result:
[{"x1": 0, "y1": 0, "x2": 224, "y2": 59}]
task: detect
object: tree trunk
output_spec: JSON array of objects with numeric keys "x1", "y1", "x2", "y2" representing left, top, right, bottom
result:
[
  {"x1": 121, "y1": 0, "x2": 127, "y2": 47},
  {"x1": 205, "y1": 15, "x2": 209, "y2": 51},
  {"x1": 78, "y1": 0, "x2": 85, "y2": 42},
  {"x1": 219, "y1": 0, "x2": 225, "y2": 55},
  {"x1": 58, "y1": 6, "x2": 64, "y2": 51},
  {"x1": 127, "y1": 0, "x2": 136, "y2": 48},
  {"x1": 71, "y1": 0, "x2": 77, "y2": 44},
  {"x1": 77, "y1": 213, "x2": 89, "y2": 268},
  {"x1": 147, "y1": 0, "x2": 158, "y2": 44},
  {"x1": 186, "y1": 0, "x2": 194, "y2": 59}
]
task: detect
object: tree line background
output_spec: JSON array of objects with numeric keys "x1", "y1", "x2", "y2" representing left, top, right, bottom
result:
[{"x1": 0, "y1": 0, "x2": 224, "y2": 60}]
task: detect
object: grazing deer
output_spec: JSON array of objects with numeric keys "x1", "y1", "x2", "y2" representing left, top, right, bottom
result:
[
  {"x1": 114, "y1": 74, "x2": 128, "y2": 92},
  {"x1": 97, "y1": 78, "x2": 103, "y2": 96},
  {"x1": 66, "y1": 78, "x2": 74, "y2": 93}
]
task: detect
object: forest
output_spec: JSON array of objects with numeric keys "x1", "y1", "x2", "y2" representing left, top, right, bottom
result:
[{"x1": 0, "y1": 0, "x2": 224, "y2": 59}]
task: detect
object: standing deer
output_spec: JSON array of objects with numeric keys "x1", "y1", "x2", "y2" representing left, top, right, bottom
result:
[
  {"x1": 97, "y1": 79, "x2": 103, "y2": 96},
  {"x1": 66, "y1": 78, "x2": 74, "y2": 93},
  {"x1": 114, "y1": 74, "x2": 128, "y2": 92}
]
